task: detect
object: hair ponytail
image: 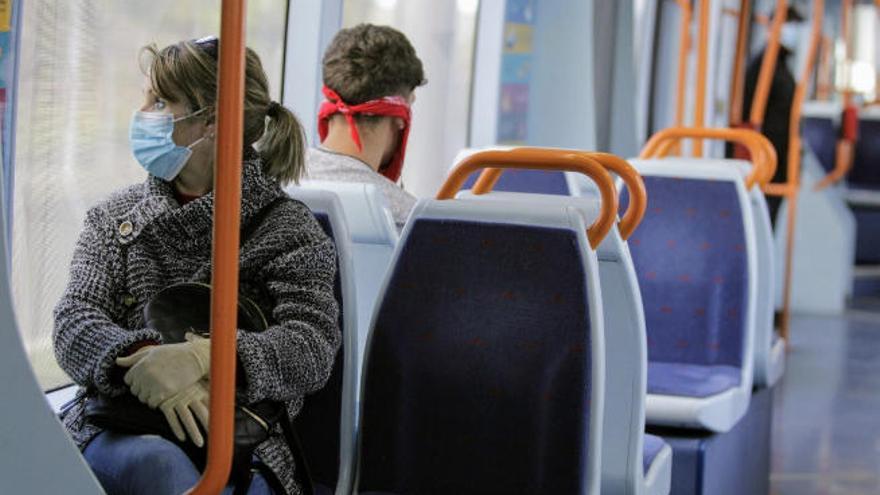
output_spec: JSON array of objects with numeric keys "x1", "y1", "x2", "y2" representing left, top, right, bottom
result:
[
  {"x1": 145, "y1": 40, "x2": 306, "y2": 184},
  {"x1": 257, "y1": 102, "x2": 306, "y2": 185}
]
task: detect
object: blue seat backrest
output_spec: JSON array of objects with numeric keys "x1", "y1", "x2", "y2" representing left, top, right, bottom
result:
[
  {"x1": 358, "y1": 218, "x2": 593, "y2": 494},
  {"x1": 294, "y1": 212, "x2": 344, "y2": 489},
  {"x1": 461, "y1": 169, "x2": 570, "y2": 195},
  {"x1": 621, "y1": 177, "x2": 748, "y2": 368},
  {"x1": 802, "y1": 116, "x2": 836, "y2": 173},
  {"x1": 851, "y1": 118, "x2": 880, "y2": 188}
]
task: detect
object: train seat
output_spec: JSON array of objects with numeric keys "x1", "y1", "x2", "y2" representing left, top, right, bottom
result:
[
  {"x1": 574, "y1": 157, "x2": 781, "y2": 389},
  {"x1": 355, "y1": 198, "x2": 605, "y2": 494},
  {"x1": 643, "y1": 434, "x2": 673, "y2": 495},
  {"x1": 848, "y1": 110, "x2": 880, "y2": 266},
  {"x1": 801, "y1": 101, "x2": 839, "y2": 174},
  {"x1": 284, "y1": 187, "x2": 358, "y2": 495},
  {"x1": 456, "y1": 189, "x2": 670, "y2": 495},
  {"x1": 728, "y1": 160, "x2": 783, "y2": 387},
  {"x1": 625, "y1": 160, "x2": 758, "y2": 433},
  {"x1": 294, "y1": 180, "x2": 398, "y2": 374}
]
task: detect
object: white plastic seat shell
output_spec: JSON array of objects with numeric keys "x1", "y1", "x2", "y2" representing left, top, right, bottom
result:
[{"x1": 627, "y1": 159, "x2": 758, "y2": 433}]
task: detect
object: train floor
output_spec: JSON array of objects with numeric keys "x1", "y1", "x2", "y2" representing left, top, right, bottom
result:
[{"x1": 771, "y1": 310, "x2": 880, "y2": 494}]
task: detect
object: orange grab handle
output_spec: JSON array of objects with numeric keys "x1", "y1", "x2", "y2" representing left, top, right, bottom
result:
[
  {"x1": 815, "y1": 104, "x2": 860, "y2": 190},
  {"x1": 657, "y1": 129, "x2": 779, "y2": 187},
  {"x1": 579, "y1": 153, "x2": 646, "y2": 240},
  {"x1": 188, "y1": 0, "x2": 247, "y2": 494},
  {"x1": 750, "y1": 0, "x2": 787, "y2": 127},
  {"x1": 437, "y1": 148, "x2": 618, "y2": 249},
  {"x1": 639, "y1": 127, "x2": 777, "y2": 188},
  {"x1": 469, "y1": 152, "x2": 646, "y2": 240},
  {"x1": 729, "y1": 0, "x2": 752, "y2": 126}
]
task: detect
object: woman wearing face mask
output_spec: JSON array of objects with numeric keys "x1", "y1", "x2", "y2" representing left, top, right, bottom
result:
[
  {"x1": 305, "y1": 24, "x2": 426, "y2": 229},
  {"x1": 742, "y1": 7, "x2": 805, "y2": 227},
  {"x1": 53, "y1": 37, "x2": 339, "y2": 495}
]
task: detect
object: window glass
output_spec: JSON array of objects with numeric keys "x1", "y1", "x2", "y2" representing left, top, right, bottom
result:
[
  {"x1": 833, "y1": 4, "x2": 876, "y2": 100},
  {"x1": 341, "y1": 0, "x2": 479, "y2": 198},
  {"x1": 13, "y1": 0, "x2": 288, "y2": 390}
]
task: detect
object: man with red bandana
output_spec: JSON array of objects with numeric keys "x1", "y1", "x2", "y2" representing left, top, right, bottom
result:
[{"x1": 305, "y1": 24, "x2": 426, "y2": 229}]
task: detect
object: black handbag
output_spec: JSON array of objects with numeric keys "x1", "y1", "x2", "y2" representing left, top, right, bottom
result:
[{"x1": 83, "y1": 198, "x2": 314, "y2": 494}]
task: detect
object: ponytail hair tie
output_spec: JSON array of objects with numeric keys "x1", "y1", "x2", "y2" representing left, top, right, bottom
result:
[{"x1": 266, "y1": 101, "x2": 283, "y2": 117}]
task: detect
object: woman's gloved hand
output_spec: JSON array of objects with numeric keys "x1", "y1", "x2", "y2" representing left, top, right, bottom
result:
[
  {"x1": 116, "y1": 333, "x2": 211, "y2": 408},
  {"x1": 159, "y1": 380, "x2": 210, "y2": 447}
]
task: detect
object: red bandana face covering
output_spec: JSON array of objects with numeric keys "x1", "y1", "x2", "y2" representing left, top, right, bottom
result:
[{"x1": 317, "y1": 86, "x2": 412, "y2": 183}]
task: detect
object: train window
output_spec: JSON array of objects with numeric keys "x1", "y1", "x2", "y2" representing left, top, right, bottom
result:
[
  {"x1": 341, "y1": 0, "x2": 479, "y2": 198},
  {"x1": 11, "y1": 0, "x2": 289, "y2": 390},
  {"x1": 834, "y1": 3, "x2": 877, "y2": 100}
]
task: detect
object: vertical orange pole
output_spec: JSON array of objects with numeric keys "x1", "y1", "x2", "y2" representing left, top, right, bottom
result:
[
  {"x1": 188, "y1": 0, "x2": 247, "y2": 494},
  {"x1": 815, "y1": 35, "x2": 832, "y2": 100},
  {"x1": 777, "y1": 0, "x2": 823, "y2": 341},
  {"x1": 694, "y1": 0, "x2": 711, "y2": 156},
  {"x1": 750, "y1": 0, "x2": 787, "y2": 127},
  {"x1": 729, "y1": 0, "x2": 752, "y2": 126},
  {"x1": 672, "y1": 0, "x2": 692, "y2": 155}
]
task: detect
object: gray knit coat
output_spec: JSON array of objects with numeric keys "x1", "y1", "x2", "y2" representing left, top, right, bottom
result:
[{"x1": 53, "y1": 152, "x2": 340, "y2": 495}]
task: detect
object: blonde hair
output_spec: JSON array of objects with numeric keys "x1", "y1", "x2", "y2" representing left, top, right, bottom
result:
[{"x1": 141, "y1": 38, "x2": 305, "y2": 184}]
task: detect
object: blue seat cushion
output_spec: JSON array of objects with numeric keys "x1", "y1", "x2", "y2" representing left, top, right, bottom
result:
[
  {"x1": 622, "y1": 177, "x2": 749, "y2": 368},
  {"x1": 643, "y1": 434, "x2": 666, "y2": 475},
  {"x1": 647, "y1": 362, "x2": 741, "y2": 398}
]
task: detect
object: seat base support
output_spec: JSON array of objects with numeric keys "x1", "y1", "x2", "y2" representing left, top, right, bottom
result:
[{"x1": 646, "y1": 386, "x2": 773, "y2": 495}]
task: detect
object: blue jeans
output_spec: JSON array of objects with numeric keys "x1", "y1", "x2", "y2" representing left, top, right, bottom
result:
[{"x1": 83, "y1": 431, "x2": 274, "y2": 495}]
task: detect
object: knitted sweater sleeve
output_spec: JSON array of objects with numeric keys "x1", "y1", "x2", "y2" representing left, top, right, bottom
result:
[
  {"x1": 52, "y1": 207, "x2": 161, "y2": 396},
  {"x1": 236, "y1": 205, "x2": 341, "y2": 404}
]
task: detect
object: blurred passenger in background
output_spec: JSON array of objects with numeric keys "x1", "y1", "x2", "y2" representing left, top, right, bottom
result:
[{"x1": 742, "y1": 6, "x2": 805, "y2": 226}]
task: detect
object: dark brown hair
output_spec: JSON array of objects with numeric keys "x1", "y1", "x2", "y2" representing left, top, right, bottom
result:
[
  {"x1": 322, "y1": 24, "x2": 426, "y2": 105},
  {"x1": 142, "y1": 37, "x2": 306, "y2": 184}
]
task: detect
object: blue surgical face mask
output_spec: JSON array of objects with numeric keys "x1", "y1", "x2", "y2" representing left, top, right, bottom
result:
[
  {"x1": 129, "y1": 108, "x2": 209, "y2": 181},
  {"x1": 779, "y1": 23, "x2": 800, "y2": 51}
]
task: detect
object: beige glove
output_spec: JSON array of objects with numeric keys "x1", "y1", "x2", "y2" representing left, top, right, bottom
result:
[
  {"x1": 184, "y1": 332, "x2": 211, "y2": 369},
  {"x1": 159, "y1": 380, "x2": 210, "y2": 447},
  {"x1": 116, "y1": 334, "x2": 211, "y2": 408},
  {"x1": 115, "y1": 344, "x2": 155, "y2": 367}
]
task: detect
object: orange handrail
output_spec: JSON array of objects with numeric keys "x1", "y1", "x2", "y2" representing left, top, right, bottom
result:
[
  {"x1": 815, "y1": 142, "x2": 854, "y2": 190},
  {"x1": 438, "y1": 148, "x2": 619, "y2": 249},
  {"x1": 639, "y1": 127, "x2": 778, "y2": 189},
  {"x1": 694, "y1": 0, "x2": 711, "y2": 155},
  {"x1": 729, "y1": 0, "x2": 752, "y2": 126},
  {"x1": 815, "y1": 0, "x2": 853, "y2": 191},
  {"x1": 470, "y1": 152, "x2": 647, "y2": 240},
  {"x1": 646, "y1": 127, "x2": 777, "y2": 185},
  {"x1": 580, "y1": 153, "x2": 647, "y2": 241},
  {"x1": 750, "y1": 0, "x2": 787, "y2": 127},
  {"x1": 188, "y1": 0, "x2": 247, "y2": 493},
  {"x1": 763, "y1": 0, "x2": 823, "y2": 341},
  {"x1": 815, "y1": 35, "x2": 832, "y2": 100}
]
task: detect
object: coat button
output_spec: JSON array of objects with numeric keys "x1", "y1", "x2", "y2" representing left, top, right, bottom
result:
[
  {"x1": 118, "y1": 221, "x2": 133, "y2": 237},
  {"x1": 122, "y1": 294, "x2": 136, "y2": 307}
]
